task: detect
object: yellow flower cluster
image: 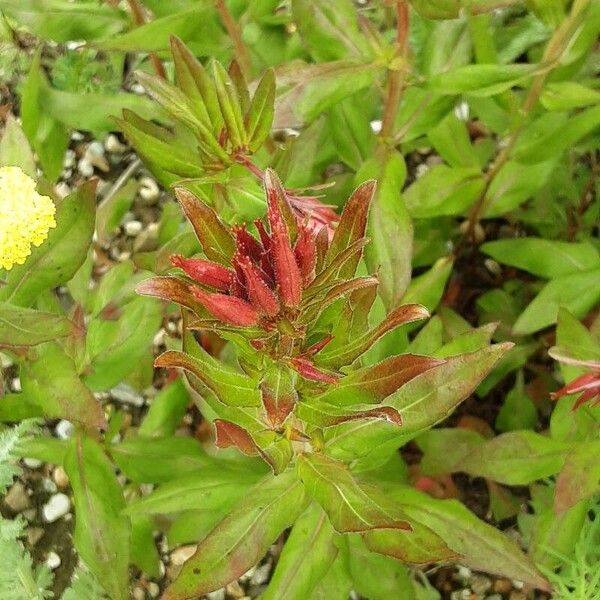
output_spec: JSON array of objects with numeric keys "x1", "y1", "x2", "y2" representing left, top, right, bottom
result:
[{"x1": 0, "y1": 166, "x2": 56, "y2": 271}]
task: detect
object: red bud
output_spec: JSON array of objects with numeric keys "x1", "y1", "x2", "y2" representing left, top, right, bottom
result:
[
  {"x1": 190, "y1": 286, "x2": 259, "y2": 326},
  {"x1": 294, "y1": 224, "x2": 317, "y2": 287},
  {"x1": 290, "y1": 357, "x2": 340, "y2": 384},
  {"x1": 233, "y1": 225, "x2": 263, "y2": 262},
  {"x1": 171, "y1": 255, "x2": 232, "y2": 291},
  {"x1": 272, "y1": 223, "x2": 302, "y2": 308},
  {"x1": 238, "y1": 256, "x2": 280, "y2": 317}
]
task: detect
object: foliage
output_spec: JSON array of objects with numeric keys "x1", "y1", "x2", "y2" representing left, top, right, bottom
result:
[{"x1": 0, "y1": 0, "x2": 599, "y2": 598}]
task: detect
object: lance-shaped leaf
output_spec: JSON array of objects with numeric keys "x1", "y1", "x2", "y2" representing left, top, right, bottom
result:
[
  {"x1": 264, "y1": 168, "x2": 298, "y2": 240},
  {"x1": 308, "y1": 238, "x2": 369, "y2": 291},
  {"x1": 155, "y1": 350, "x2": 260, "y2": 407},
  {"x1": 214, "y1": 419, "x2": 261, "y2": 456},
  {"x1": 64, "y1": 434, "x2": 130, "y2": 600},
  {"x1": 174, "y1": 187, "x2": 236, "y2": 265},
  {"x1": 457, "y1": 431, "x2": 574, "y2": 486},
  {"x1": 326, "y1": 179, "x2": 376, "y2": 279},
  {"x1": 261, "y1": 363, "x2": 298, "y2": 428},
  {"x1": 316, "y1": 354, "x2": 444, "y2": 406},
  {"x1": 136, "y1": 276, "x2": 203, "y2": 312},
  {"x1": 123, "y1": 467, "x2": 261, "y2": 516},
  {"x1": 163, "y1": 470, "x2": 310, "y2": 600},
  {"x1": 363, "y1": 521, "x2": 458, "y2": 564},
  {"x1": 392, "y1": 486, "x2": 551, "y2": 591},
  {"x1": 19, "y1": 342, "x2": 106, "y2": 430},
  {"x1": 317, "y1": 304, "x2": 430, "y2": 368},
  {"x1": 261, "y1": 503, "x2": 339, "y2": 600},
  {"x1": 246, "y1": 69, "x2": 275, "y2": 151},
  {"x1": 324, "y1": 343, "x2": 512, "y2": 466},
  {"x1": 297, "y1": 400, "x2": 403, "y2": 428},
  {"x1": 297, "y1": 453, "x2": 412, "y2": 533},
  {"x1": 0, "y1": 303, "x2": 74, "y2": 348},
  {"x1": 555, "y1": 440, "x2": 600, "y2": 512},
  {"x1": 170, "y1": 35, "x2": 223, "y2": 136},
  {"x1": 211, "y1": 60, "x2": 246, "y2": 149}
]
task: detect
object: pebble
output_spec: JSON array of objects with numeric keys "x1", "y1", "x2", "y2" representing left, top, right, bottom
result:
[
  {"x1": 509, "y1": 592, "x2": 526, "y2": 600},
  {"x1": 171, "y1": 544, "x2": 197, "y2": 566},
  {"x1": 471, "y1": 574, "x2": 492, "y2": 596},
  {"x1": 26, "y1": 527, "x2": 44, "y2": 546},
  {"x1": 139, "y1": 176, "x2": 160, "y2": 205},
  {"x1": 450, "y1": 590, "x2": 471, "y2": 600},
  {"x1": 131, "y1": 83, "x2": 146, "y2": 95},
  {"x1": 4, "y1": 482, "x2": 31, "y2": 512},
  {"x1": 63, "y1": 149, "x2": 76, "y2": 168},
  {"x1": 78, "y1": 159, "x2": 94, "y2": 178},
  {"x1": 148, "y1": 582, "x2": 160, "y2": 598},
  {"x1": 493, "y1": 579, "x2": 513, "y2": 594},
  {"x1": 42, "y1": 478, "x2": 58, "y2": 493},
  {"x1": 133, "y1": 222, "x2": 159, "y2": 253},
  {"x1": 415, "y1": 163, "x2": 429, "y2": 178},
  {"x1": 124, "y1": 220, "x2": 143, "y2": 236},
  {"x1": 11, "y1": 377, "x2": 21, "y2": 392},
  {"x1": 45, "y1": 551, "x2": 61, "y2": 570},
  {"x1": 511, "y1": 580, "x2": 524, "y2": 590},
  {"x1": 71, "y1": 131, "x2": 85, "y2": 141},
  {"x1": 105, "y1": 134, "x2": 128, "y2": 154},
  {"x1": 484, "y1": 258, "x2": 502, "y2": 276},
  {"x1": 370, "y1": 119, "x2": 382, "y2": 134},
  {"x1": 111, "y1": 383, "x2": 145, "y2": 407},
  {"x1": 42, "y1": 493, "x2": 71, "y2": 523},
  {"x1": 226, "y1": 581, "x2": 245, "y2": 598},
  {"x1": 23, "y1": 458, "x2": 42, "y2": 469},
  {"x1": 454, "y1": 101, "x2": 470, "y2": 121},
  {"x1": 53, "y1": 466, "x2": 69, "y2": 489},
  {"x1": 206, "y1": 590, "x2": 226, "y2": 600},
  {"x1": 456, "y1": 565, "x2": 472, "y2": 582},
  {"x1": 250, "y1": 562, "x2": 271, "y2": 586},
  {"x1": 55, "y1": 419, "x2": 75, "y2": 439},
  {"x1": 132, "y1": 587, "x2": 145, "y2": 600}
]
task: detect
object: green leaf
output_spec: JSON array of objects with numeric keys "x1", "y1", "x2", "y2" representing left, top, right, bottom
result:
[
  {"x1": 297, "y1": 453, "x2": 412, "y2": 533},
  {"x1": 64, "y1": 434, "x2": 130, "y2": 600},
  {"x1": 0, "y1": 181, "x2": 95, "y2": 307},
  {"x1": 163, "y1": 470, "x2": 309, "y2": 600},
  {"x1": 124, "y1": 467, "x2": 259, "y2": 516},
  {"x1": 427, "y1": 113, "x2": 480, "y2": 168},
  {"x1": 110, "y1": 436, "x2": 214, "y2": 483},
  {"x1": 513, "y1": 268, "x2": 600, "y2": 335},
  {"x1": 155, "y1": 350, "x2": 260, "y2": 407},
  {"x1": 261, "y1": 503, "x2": 339, "y2": 600},
  {"x1": 130, "y1": 515, "x2": 160, "y2": 578},
  {"x1": 393, "y1": 486, "x2": 550, "y2": 591},
  {"x1": 0, "y1": 0, "x2": 126, "y2": 41},
  {"x1": 0, "y1": 114, "x2": 36, "y2": 177},
  {"x1": 359, "y1": 153, "x2": 413, "y2": 310},
  {"x1": 138, "y1": 379, "x2": 190, "y2": 438},
  {"x1": 495, "y1": 371, "x2": 538, "y2": 432},
  {"x1": 554, "y1": 440, "x2": 600, "y2": 512},
  {"x1": 211, "y1": 60, "x2": 246, "y2": 149},
  {"x1": 417, "y1": 428, "x2": 485, "y2": 476},
  {"x1": 19, "y1": 343, "x2": 106, "y2": 430},
  {"x1": 514, "y1": 104, "x2": 600, "y2": 164},
  {"x1": 401, "y1": 257, "x2": 453, "y2": 312},
  {"x1": 540, "y1": 81, "x2": 600, "y2": 111},
  {"x1": 404, "y1": 165, "x2": 485, "y2": 218},
  {"x1": 291, "y1": 0, "x2": 369, "y2": 61},
  {"x1": 246, "y1": 69, "x2": 275, "y2": 152},
  {"x1": 458, "y1": 431, "x2": 573, "y2": 485},
  {"x1": 481, "y1": 237, "x2": 600, "y2": 279},
  {"x1": 428, "y1": 64, "x2": 537, "y2": 96},
  {"x1": 274, "y1": 60, "x2": 382, "y2": 128},
  {"x1": 0, "y1": 303, "x2": 73, "y2": 348}
]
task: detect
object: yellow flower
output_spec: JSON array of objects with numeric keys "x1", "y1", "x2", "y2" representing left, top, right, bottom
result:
[{"x1": 0, "y1": 166, "x2": 56, "y2": 271}]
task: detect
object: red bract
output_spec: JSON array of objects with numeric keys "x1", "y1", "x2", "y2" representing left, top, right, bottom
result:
[
  {"x1": 170, "y1": 254, "x2": 232, "y2": 291},
  {"x1": 550, "y1": 371, "x2": 600, "y2": 410},
  {"x1": 190, "y1": 287, "x2": 259, "y2": 326}
]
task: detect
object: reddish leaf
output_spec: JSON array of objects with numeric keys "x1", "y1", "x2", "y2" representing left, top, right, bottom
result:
[
  {"x1": 190, "y1": 287, "x2": 259, "y2": 326},
  {"x1": 297, "y1": 400, "x2": 403, "y2": 428},
  {"x1": 238, "y1": 256, "x2": 279, "y2": 317},
  {"x1": 260, "y1": 364, "x2": 297, "y2": 428},
  {"x1": 555, "y1": 440, "x2": 600, "y2": 512},
  {"x1": 170, "y1": 254, "x2": 232, "y2": 290},
  {"x1": 290, "y1": 357, "x2": 340, "y2": 384},
  {"x1": 264, "y1": 168, "x2": 298, "y2": 240},
  {"x1": 214, "y1": 420, "x2": 260, "y2": 456}
]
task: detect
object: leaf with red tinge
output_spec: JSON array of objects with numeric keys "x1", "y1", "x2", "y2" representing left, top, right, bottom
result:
[
  {"x1": 170, "y1": 254, "x2": 232, "y2": 290},
  {"x1": 214, "y1": 419, "x2": 260, "y2": 456},
  {"x1": 264, "y1": 168, "x2": 298, "y2": 240},
  {"x1": 163, "y1": 470, "x2": 309, "y2": 600},
  {"x1": 174, "y1": 187, "x2": 235, "y2": 265},
  {"x1": 326, "y1": 179, "x2": 376, "y2": 278},
  {"x1": 155, "y1": 350, "x2": 260, "y2": 407},
  {"x1": 136, "y1": 276, "x2": 202, "y2": 312},
  {"x1": 318, "y1": 304, "x2": 430, "y2": 368},
  {"x1": 260, "y1": 364, "x2": 298, "y2": 428},
  {"x1": 291, "y1": 357, "x2": 340, "y2": 384},
  {"x1": 297, "y1": 452, "x2": 412, "y2": 534},
  {"x1": 317, "y1": 354, "x2": 444, "y2": 406},
  {"x1": 297, "y1": 400, "x2": 403, "y2": 428},
  {"x1": 555, "y1": 440, "x2": 600, "y2": 512},
  {"x1": 190, "y1": 287, "x2": 260, "y2": 326}
]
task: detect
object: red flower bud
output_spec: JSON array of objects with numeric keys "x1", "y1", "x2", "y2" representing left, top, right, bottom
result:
[
  {"x1": 238, "y1": 256, "x2": 280, "y2": 317},
  {"x1": 190, "y1": 286, "x2": 259, "y2": 326},
  {"x1": 170, "y1": 255, "x2": 232, "y2": 291},
  {"x1": 233, "y1": 225, "x2": 263, "y2": 263},
  {"x1": 271, "y1": 223, "x2": 302, "y2": 308},
  {"x1": 294, "y1": 224, "x2": 317, "y2": 287}
]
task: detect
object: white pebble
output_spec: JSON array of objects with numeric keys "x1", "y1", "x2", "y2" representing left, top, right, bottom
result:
[
  {"x1": 43, "y1": 493, "x2": 71, "y2": 523},
  {"x1": 139, "y1": 176, "x2": 160, "y2": 204},
  {"x1": 42, "y1": 478, "x2": 58, "y2": 493},
  {"x1": 105, "y1": 134, "x2": 127, "y2": 154},
  {"x1": 171, "y1": 544, "x2": 197, "y2": 566},
  {"x1": 77, "y1": 159, "x2": 94, "y2": 177},
  {"x1": 148, "y1": 582, "x2": 160, "y2": 598},
  {"x1": 250, "y1": 561, "x2": 271, "y2": 585},
  {"x1": 55, "y1": 182, "x2": 71, "y2": 199},
  {"x1": 45, "y1": 551, "x2": 61, "y2": 570},
  {"x1": 456, "y1": 565, "x2": 471, "y2": 581},
  {"x1": 63, "y1": 149, "x2": 76, "y2": 168},
  {"x1": 370, "y1": 119, "x2": 382, "y2": 134},
  {"x1": 23, "y1": 458, "x2": 42, "y2": 469},
  {"x1": 415, "y1": 163, "x2": 429, "y2": 178},
  {"x1": 454, "y1": 101, "x2": 470, "y2": 122},
  {"x1": 55, "y1": 419, "x2": 74, "y2": 439},
  {"x1": 111, "y1": 383, "x2": 145, "y2": 406},
  {"x1": 206, "y1": 590, "x2": 226, "y2": 600},
  {"x1": 10, "y1": 377, "x2": 21, "y2": 392},
  {"x1": 131, "y1": 83, "x2": 146, "y2": 95},
  {"x1": 71, "y1": 131, "x2": 84, "y2": 141},
  {"x1": 87, "y1": 141, "x2": 104, "y2": 157},
  {"x1": 124, "y1": 220, "x2": 143, "y2": 236}
]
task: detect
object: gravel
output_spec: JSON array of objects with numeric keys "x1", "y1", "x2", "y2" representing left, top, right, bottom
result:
[{"x1": 42, "y1": 492, "x2": 71, "y2": 523}]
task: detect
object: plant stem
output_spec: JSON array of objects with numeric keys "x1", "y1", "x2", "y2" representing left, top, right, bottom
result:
[
  {"x1": 125, "y1": 0, "x2": 166, "y2": 79},
  {"x1": 379, "y1": 1, "x2": 409, "y2": 141},
  {"x1": 463, "y1": 0, "x2": 591, "y2": 241},
  {"x1": 215, "y1": 0, "x2": 252, "y2": 80}
]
